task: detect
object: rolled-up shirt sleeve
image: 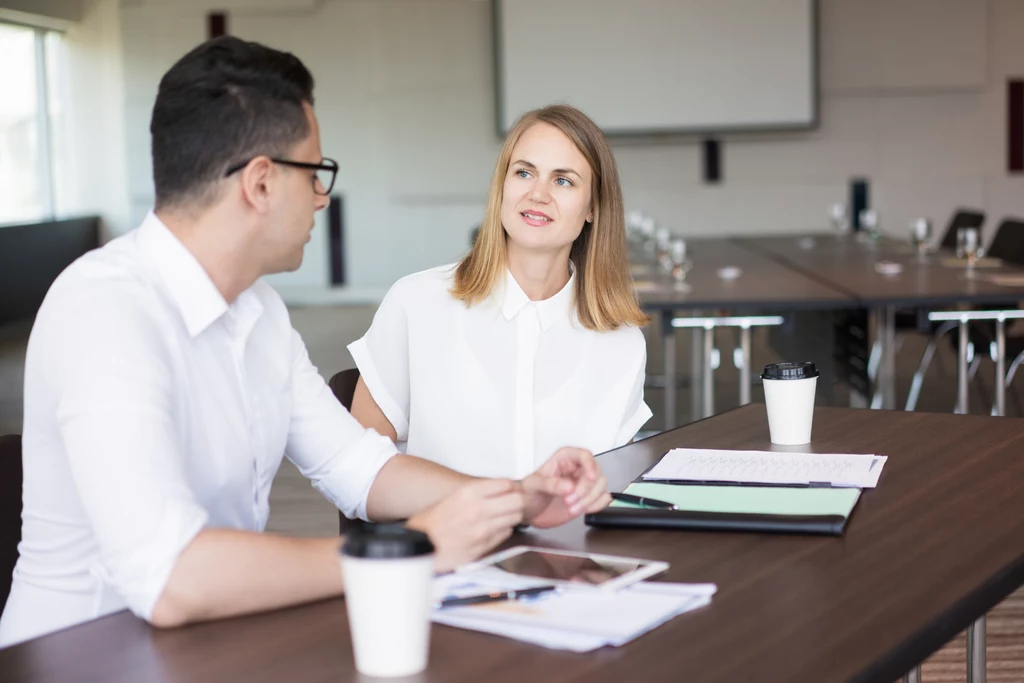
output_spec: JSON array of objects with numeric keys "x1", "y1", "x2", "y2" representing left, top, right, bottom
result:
[
  {"x1": 346, "y1": 281, "x2": 412, "y2": 441},
  {"x1": 284, "y1": 329, "x2": 398, "y2": 520},
  {"x1": 49, "y1": 287, "x2": 209, "y2": 621}
]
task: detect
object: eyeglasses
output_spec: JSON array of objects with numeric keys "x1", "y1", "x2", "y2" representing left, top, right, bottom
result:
[{"x1": 224, "y1": 156, "x2": 339, "y2": 195}]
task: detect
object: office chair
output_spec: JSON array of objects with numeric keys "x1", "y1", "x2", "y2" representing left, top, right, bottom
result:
[
  {"x1": 939, "y1": 208, "x2": 986, "y2": 251},
  {"x1": 960, "y1": 219, "x2": 1024, "y2": 412},
  {"x1": 906, "y1": 218, "x2": 1024, "y2": 412},
  {"x1": 328, "y1": 368, "x2": 361, "y2": 413},
  {"x1": 868, "y1": 209, "x2": 987, "y2": 408},
  {"x1": 328, "y1": 369, "x2": 363, "y2": 535},
  {"x1": 0, "y1": 434, "x2": 23, "y2": 615}
]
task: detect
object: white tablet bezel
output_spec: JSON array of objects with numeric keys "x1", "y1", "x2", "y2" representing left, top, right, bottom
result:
[{"x1": 456, "y1": 545, "x2": 669, "y2": 592}]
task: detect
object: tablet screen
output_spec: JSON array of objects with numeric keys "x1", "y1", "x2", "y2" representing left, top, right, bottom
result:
[{"x1": 492, "y1": 550, "x2": 645, "y2": 586}]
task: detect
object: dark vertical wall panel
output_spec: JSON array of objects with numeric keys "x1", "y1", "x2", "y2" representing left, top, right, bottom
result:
[
  {"x1": 208, "y1": 12, "x2": 227, "y2": 39},
  {"x1": 1009, "y1": 79, "x2": 1023, "y2": 173},
  {"x1": 0, "y1": 217, "x2": 101, "y2": 323}
]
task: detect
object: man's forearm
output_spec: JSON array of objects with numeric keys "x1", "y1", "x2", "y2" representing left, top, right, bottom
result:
[
  {"x1": 150, "y1": 529, "x2": 343, "y2": 628},
  {"x1": 365, "y1": 454, "x2": 477, "y2": 521}
]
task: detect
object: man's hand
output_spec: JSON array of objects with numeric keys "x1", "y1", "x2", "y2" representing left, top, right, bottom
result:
[
  {"x1": 520, "y1": 447, "x2": 611, "y2": 528},
  {"x1": 406, "y1": 478, "x2": 524, "y2": 572}
]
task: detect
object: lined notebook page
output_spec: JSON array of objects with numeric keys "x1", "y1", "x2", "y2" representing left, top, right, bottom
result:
[{"x1": 641, "y1": 449, "x2": 887, "y2": 488}]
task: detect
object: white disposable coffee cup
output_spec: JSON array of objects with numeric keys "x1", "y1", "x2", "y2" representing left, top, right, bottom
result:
[
  {"x1": 761, "y1": 361, "x2": 819, "y2": 445},
  {"x1": 341, "y1": 525, "x2": 435, "y2": 677}
]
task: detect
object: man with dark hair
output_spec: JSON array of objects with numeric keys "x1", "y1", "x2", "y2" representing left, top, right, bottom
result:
[{"x1": 0, "y1": 36, "x2": 610, "y2": 646}]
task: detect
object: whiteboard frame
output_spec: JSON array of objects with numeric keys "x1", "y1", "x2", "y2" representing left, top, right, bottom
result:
[{"x1": 492, "y1": 0, "x2": 820, "y2": 138}]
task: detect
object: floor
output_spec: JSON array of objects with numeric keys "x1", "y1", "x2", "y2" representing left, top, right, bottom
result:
[{"x1": 1, "y1": 305, "x2": 1022, "y2": 680}]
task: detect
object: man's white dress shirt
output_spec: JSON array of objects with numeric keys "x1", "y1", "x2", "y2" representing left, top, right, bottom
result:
[
  {"x1": 0, "y1": 213, "x2": 397, "y2": 647},
  {"x1": 349, "y1": 264, "x2": 652, "y2": 479}
]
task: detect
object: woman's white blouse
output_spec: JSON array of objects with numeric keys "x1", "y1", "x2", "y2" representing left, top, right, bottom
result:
[{"x1": 348, "y1": 265, "x2": 652, "y2": 479}]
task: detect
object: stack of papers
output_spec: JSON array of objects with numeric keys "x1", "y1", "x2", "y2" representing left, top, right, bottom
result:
[
  {"x1": 643, "y1": 448, "x2": 887, "y2": 488},
  {"x1": 432, "y1": 572, "x2": 716, "y2": 652}
]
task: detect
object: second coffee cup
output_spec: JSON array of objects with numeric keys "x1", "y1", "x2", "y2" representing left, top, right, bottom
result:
[{"x1": 761, "y1": 361, "x2": 819, "y2": 445}]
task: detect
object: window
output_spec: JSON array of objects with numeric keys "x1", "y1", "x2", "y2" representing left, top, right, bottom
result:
[{"x1": 0, "y1": 22, "x2": 65, "y2": 225}]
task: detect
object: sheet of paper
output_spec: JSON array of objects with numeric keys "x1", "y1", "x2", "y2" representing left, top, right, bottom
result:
[
  {"x1": 431, "y1": 572, "x2": 716, "y2": 651},
  {"x1": 611, "y1": 482, "x2": 861, "y2": 517},
  {"x1": 434, "y1": 593, "x2": 714, "y2": 652},
  {"x1": 642, "y1": 448, "x2": 886, "y2": 488}
]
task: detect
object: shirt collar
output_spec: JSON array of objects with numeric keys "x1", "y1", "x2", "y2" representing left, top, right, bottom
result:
[
  {"x1": 136, "y1": 211, "x2": 230, "y2": 338},
  {"x1": 500, "y1": 264, "x2": 575, "y2": 332}
]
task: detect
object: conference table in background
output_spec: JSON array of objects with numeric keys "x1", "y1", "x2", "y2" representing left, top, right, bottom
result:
[
  {"x1": 736, "y1": 234, "x2": 1024, "y2": 412},
  {"x1": 634, "y1": 238, "x2": 855, "y2": 428},
  {"x1": 4, "y1": 405, "x2": 1024, "y2": 683},
  {"x1": 636, "y1": 233, "x2": 1024, "y2": 427}
]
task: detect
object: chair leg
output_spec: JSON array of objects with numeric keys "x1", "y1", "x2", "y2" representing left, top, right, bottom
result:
[
  {"x1": 1005, "y1": 349, "x2": 1024, "y2": 387},
  {"x1": 968, "y1": 349, "x2": 982, "y2": 380},
  {"x1": 906, "y1": 322, "x2": 957, "y2": 411},
  {"x1": 867, "y1": 338, "x2": 881, "y2": 382},
  {"x1": 867, "y1": 333, "x2": 902, "y2": 382}
]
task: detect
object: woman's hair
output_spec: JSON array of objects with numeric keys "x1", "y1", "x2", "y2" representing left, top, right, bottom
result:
[{"x1": 450, "y1": 104, "x2": 649, "y2": 331}]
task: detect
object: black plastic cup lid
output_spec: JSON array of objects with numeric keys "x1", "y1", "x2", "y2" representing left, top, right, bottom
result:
[
  {"x1": 341, "y1": 524, "x2": 434, "y2": 559},
  {"x1": 761, "y1": 361, "x2": 819, "y2": 380}
]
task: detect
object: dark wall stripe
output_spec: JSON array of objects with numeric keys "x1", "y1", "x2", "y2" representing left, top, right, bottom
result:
[
  {"x1": 1010, "y1": 79, "x2": 1023, "y2": 173},
  {"x1": 0, "y1": 216, "x2": 100, "y2": 324},
  {"x1": 329, "y1": 194, "x2": 346, "y2": 286},
  {"x1": 702, "y1": 138, "x2": 722, "y2": 184},
  {"x1": 208, "y1": 12, "x2": 227, "y2": 39}
]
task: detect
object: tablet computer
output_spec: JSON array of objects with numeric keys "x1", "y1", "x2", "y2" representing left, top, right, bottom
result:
[{"x1": 457, "y1": 546, "x2": 668, "y2": 591}]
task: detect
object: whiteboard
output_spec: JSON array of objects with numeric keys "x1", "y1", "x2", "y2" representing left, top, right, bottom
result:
[{"x1": 495, "y1": 0, "x2": 817, "y2": 135}]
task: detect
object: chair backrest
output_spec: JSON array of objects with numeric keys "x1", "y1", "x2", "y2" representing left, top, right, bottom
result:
[
  {"x1": 0, "y1": 434, "x2": 23, "y2": 615},
  {"x1": 939, "y1": 209, "x2": 986, "y2": 250},
  {"x1": 984, "y1": 218, "x2": 1024, "y2": 266},
  {"x1": 327, "y1": 370, "x2": 364, "y2": 535},
  {"x1": 328, "y1": 368, "x2": 361, "y2": 411}
]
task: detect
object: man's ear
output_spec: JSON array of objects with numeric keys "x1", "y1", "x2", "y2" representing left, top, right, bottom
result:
[{"x1": 239, "y1": 156, "x2": 274, "y2": 214}]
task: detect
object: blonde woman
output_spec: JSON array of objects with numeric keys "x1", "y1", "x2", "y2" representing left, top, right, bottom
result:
[{"x1": 349, "y1": 104, "x2": 651, "y2": 480}]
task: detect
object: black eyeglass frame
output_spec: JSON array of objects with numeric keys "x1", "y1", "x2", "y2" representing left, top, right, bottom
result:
[{"x1": 224, "y1": 156, "x2": 339, "y2": 195}]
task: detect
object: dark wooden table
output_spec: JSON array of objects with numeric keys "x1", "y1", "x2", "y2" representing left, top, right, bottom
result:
[
  {"x1": 734, "y1": 234, "x2": 1024, "y2": 411},
  {"x1": 635, "y1": 239, "x2": 856, "y2": 426},
  {"x1": 636, "y1": 238, "x2": 853, "y2": 312},
  {"x1": 736, "y1": 234, "x2": 1024, "y2": 307},
  {"x1": 5, "y1": 405, "x2": 1024, "y2": 683}
]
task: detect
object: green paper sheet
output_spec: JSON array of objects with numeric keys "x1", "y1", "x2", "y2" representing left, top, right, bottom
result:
[{"x1": 610, "y1": 482, "x2": 860, "y2": 517}]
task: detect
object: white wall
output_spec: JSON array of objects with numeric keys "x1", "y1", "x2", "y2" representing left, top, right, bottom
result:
[
  {"x1": 0, "y1": 0, "x2": 82, "y2": 23},
  {"x1": 73, "y1": 0, "x2": 1024, "y2": 289},
  {"x1": 57, "y1": 0, "x2": 130, "y2": 239}
]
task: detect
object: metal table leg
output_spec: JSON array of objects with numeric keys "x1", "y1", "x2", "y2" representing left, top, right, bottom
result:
[
  {"x1": 879, "y1": 305, "x2": 897, "y2": 409},
  {"x1": 902, "y1": 665, "x2": 921, "y2": 683},
  {"x1": 739, "y1": 325, "x2": 752, "y2": 406},
  {"x1": 996, "y1": 318, "x2": 1006, "y2": 417},
  {"x1": 967, "y1": 615, "x2": 986, "y2": 683},
  {"x1": 702, "y1": 325, "x2": 715, "y2": 418},
  {"x1": 958, "y1": 319, "x2": 969, "y2": 414},
  {"x1": 662, "y1": 312, "x2": 676, "y2": 431},
  {"x1": 690, "y1": 319, "x2": 703, "y2": 423}
]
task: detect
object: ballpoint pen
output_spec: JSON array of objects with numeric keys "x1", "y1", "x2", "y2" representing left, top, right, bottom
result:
[
  {"x1": 649, "y1": 479, "x2": 837, "y2": 489},
  {"x1": 609, "y1": 492, "x2": 678, "y2": 510},
  {"x1": 438, "y1": 584, "x2": 559, "y2": 608}
]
